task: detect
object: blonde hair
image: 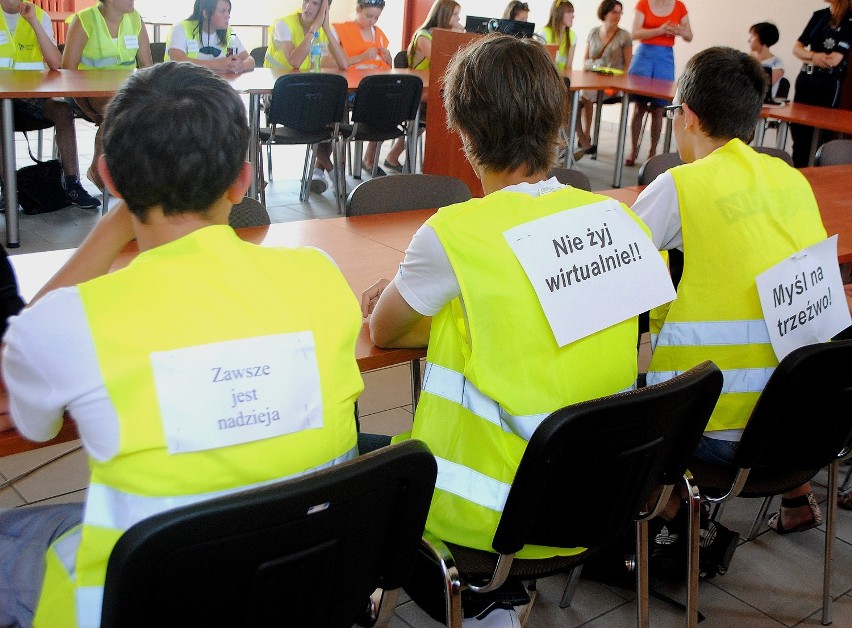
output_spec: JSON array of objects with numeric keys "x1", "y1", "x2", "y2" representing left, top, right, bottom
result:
[{"x1": 546, "y1": 0, "x2": 574, "y2": 45}]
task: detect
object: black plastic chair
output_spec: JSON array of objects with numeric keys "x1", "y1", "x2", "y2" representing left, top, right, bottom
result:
[
  {"x1": 393, "y1": 50, "x2": 408, "y2": 68},
  {"x1": 250, "y1": 46, "x2": 266, "y2": 68},
  {"x1": 228, "y1": 196, "x2": 271, "y2": 228},
  {"x1": 342, "y1": 74, "x2": 423, "y2": 186},
  {"x1": 687, "y1": 340, "x2": 852, "y2": 626},
  {"x1": 346, "y1": 173, "x2": 471, "y2": 217},
  {"x1": 101, "y1": 440, "x2": 438, "y2": 628},
  {"x1": 259, "y1": 73, "x2": 349, "y2": 212},
  {"x1": 150, "y1": 42, "x2": 166, "y2": 64},
  {"x1": 637, "y1": 152, "x2": 684, "y2": 185},
  {"x1": 754, "y1": 145, "x2": 794, "y2": 166},
  {"x1": 814, "y1": 139, "x2": 852, "y2": 166},
  {"x1": 407, "y1": 361, "x2": 723, "y2": 628},
  {"x1": 547, "y1": 167, "x2": 592, "y2": 191}
]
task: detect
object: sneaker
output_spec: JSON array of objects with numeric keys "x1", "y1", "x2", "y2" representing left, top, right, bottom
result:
[
  {"x1": 309, "y1": 168, "x2": 328, "y2": 194},
  {"x1": 64, "y1": 179, "x2": 101, "y2": 209},
  {"x1": 698, "y1": 520, "x2": 739, "y2": 578}
]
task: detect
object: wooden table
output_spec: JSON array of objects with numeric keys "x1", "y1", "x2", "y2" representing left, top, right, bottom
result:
[
  {"x1": 600, "y1": 164, "x2": 852, "y2": 265},
  {"x1": 0, "y1": 215, "x2": 432, "y2": 457},
  {"x1": 755, "y1": 101, "x2": 852, "y2": 164},
  {"x1": 0, "y1": 67, "x2": 429, "y2": 248}
]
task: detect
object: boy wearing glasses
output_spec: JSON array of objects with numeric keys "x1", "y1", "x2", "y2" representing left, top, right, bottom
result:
[
  {"x1": 632, "y1": 47, "x2": 828, "y2": 542},
  {"x1": 0, "y1": 63, "x2": 363, "y2": 627}
]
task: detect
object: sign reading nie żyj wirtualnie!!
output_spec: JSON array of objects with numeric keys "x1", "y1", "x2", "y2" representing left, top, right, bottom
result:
[
  {"x1": 504, "y1": 199, "x2": 676, "y2": 347},
  {"x1": 755, "y1": 235, "x2": 851, "y2": 361}
]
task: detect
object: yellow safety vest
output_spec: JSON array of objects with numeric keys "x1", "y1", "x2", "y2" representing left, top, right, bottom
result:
[
  {"x1": 542, "y1": 26, "x2": 576, "y2": 71},
  {"x1": 647, "y1": 139, "x2": 826, "y2": 431},
  {"x1": 75, "y1": 6, "x2": 141, "y2": 70},
  {"x1": 410, "y1": 188, "x2": 641, "y2": 559},
  {"x1": 0, "y1": 3, "x2": 47, "y2": 70},
  {"x1": 265, "y1": 12, "x2": 330, "y2": 71},
  {"x1": 165, "y1": 20, "x2": 233, "y2": 60},
  {"x1": 34, "y1": 226, "x2": 363, "y2": 627},
  {"x1": 408, "y1": 29, "x2": 431, "y2": 70}
]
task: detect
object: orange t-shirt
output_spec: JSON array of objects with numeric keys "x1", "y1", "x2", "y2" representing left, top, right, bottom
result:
[
  {"x1": 334, "y1": 21, "x2": 390, "y2": 69},
  {"x1": 635, "y1": 0, "x2": 688, "y2": 47}
]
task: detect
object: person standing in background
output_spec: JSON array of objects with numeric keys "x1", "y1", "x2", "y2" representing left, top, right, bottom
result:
[
  {"x1": 166, "y1": 0, "x2": 255, "y2": 74},
  {"x1": 541, "y1": 0, "x2": 577, "y2": 72},
  {"x1": 336, "y1": 0, "x2": 392, "y2": 176},
  {"x1": 790, "y1": 0, "x2": 852, "y2": 167},
  {"x1": 625, "y1": 0, "x2": 691, "y2": 168}
]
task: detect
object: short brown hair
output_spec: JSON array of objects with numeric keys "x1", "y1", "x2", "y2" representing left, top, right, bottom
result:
[
  {"x1": 443, "y1": 35, "x2": 567, "y2": 175},
  {"x1": 597, "y1": 0, "x2": 622, "y2": 22}
]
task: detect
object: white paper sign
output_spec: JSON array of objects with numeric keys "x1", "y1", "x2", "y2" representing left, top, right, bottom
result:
[
  {"x1": 123, "y1": 35, "x2": 139, "y2": 50},
  {"x1": 503, "y1": 199, "x2": 676, "y2": 346},
  {"x1": 150, "y1": 332, "x2": 323, "y2": 454},
  {"x1": 755, "y1": 235, "x2": 851, "y2": 361}
]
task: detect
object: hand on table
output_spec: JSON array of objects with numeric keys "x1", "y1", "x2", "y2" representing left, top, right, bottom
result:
[{"x1": 361, "y1": 278, "x2": 390, "y2": 318}]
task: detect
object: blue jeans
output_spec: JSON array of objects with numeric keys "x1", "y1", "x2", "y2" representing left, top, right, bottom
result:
[{"x1": 693, "y1": 436, "x2": 738, "y2": 467}]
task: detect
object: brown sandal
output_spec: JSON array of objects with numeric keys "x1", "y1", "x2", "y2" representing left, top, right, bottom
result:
[{"x1": 768, "y1": 493, "x2": 822, "y2": 534}]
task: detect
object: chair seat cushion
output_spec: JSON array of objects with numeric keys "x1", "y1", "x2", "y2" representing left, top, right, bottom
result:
[
  {"x1": 258, "y1": 126, "x2": 334, "y2": 146},
  {"x1": 340, "y1": 122, "x2": 404, "y2": 143},
  {"x1": 688, "y1": 457, "x2": 820, "y2": 499},
  {"x1": 444, "y1": 541, "x2": 589, "y2": 581}
]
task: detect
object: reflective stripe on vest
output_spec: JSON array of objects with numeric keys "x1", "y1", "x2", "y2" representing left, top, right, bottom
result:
[
  {"x1": 80, "y1": 55, "x2": 134, "y2": 68},
  {"x1": 652, "y1": 319, "x2": 771, "y2": 349},
  {"x1": 0, "y1": 4, "x2": 48, "y2": 70},
  {"x1": 75, "y1": 445, "x2": 355, "y2": 627},
  {"x1": 264, "y1": 52, "x2": 284, "y2": 68},
  {"x1": 423, "y1": 361, "x2": 634, "y2": 442},
  {"x1": 52, "y1": 527, "x2": 82, "y2": 578},
  {"x1": 647, "y1": 366, "x2": 773, "y2": 393},
  {"x1": 434, "y1": 456, "x2": 510, "y2": 512},
  {"x1": 0, "y1": 59, "x2": 45, "y2": 69},
  {"x1": 84, "y1": 445, "x2": 356, "y2": 531}
]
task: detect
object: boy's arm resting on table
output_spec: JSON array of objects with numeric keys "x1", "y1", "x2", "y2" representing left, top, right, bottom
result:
[
  {"x1": 31, "y1": 201, "x2": 136, "y2": 304},
  {"x1": 362, "y1": 279, "x2": 431, "y2": 349}
]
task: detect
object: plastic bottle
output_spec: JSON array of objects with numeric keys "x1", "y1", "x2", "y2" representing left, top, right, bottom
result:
[{"x1": 309, "y1": 31, "x2": 322, "y2": 72}]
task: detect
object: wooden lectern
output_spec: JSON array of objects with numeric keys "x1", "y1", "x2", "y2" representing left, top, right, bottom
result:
[{"x1": 422, "y1": 29, "x2": 484, "y2": 197}]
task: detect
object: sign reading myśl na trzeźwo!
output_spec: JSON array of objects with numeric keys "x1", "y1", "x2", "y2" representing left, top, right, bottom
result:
[
  {"x1": 151, "y1": 332, "x2": 323, "y2": 454},
  {"x1": 756, "y1": 235, "x2": 851, "y2": 361},
  {"x1": 504, "y1": 199, "x2": 676, "y2": 347}
]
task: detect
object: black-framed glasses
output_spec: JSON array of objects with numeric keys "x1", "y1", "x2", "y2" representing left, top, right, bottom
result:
[{"x1": 664, "y1": 104, "x2": 683, "y2": 120}]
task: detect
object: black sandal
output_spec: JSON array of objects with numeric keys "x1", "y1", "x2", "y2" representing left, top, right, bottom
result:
[{"x1": 767, "y1": 492, "x2": 822, "y2": 534}]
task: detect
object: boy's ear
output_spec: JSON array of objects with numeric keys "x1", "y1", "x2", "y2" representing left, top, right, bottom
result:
[
  {"x1": 225, "y1": 162, "x2": 254, "y2": 203},
  {"x1": 96, "y1": 155, "x2": 123, "y2": 199}
]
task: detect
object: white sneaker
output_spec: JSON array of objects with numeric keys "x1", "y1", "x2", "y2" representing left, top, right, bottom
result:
[
  {"x1": 462, "y1": 607, "x2": 521, "y2": 628},
  {"x1": 309, "y1": 168, "x2": 328, "y2": 194}
]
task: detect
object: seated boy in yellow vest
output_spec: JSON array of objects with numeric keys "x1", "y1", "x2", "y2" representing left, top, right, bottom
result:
[
  {"x1": 631, "y1": 48, "x2": 828, "y2": 547},
  {"x1": 0, "y1": 0, "x2": 99, "y2": 209},
  {"x1": 0, "y1": 62, "x2": 363, "y2": 628},
  {"x1": 361, "y1": 35, "x2": 665, "y2": 626}
]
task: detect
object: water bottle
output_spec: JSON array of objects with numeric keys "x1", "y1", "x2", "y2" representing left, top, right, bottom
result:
[{"x1": 309, "y1": 31, "x2": 322, "y2": 72}]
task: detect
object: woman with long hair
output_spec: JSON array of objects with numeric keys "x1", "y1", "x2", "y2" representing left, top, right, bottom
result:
[
  {"x1": 541, "y1": 0, "x2": 577, "y2": 72},
  {"x1": 502, "y1": 1, "x2": 529, "y2": 22},
  {"x1": 166, "y1": 0, "x2": 255, "y2": 74}
]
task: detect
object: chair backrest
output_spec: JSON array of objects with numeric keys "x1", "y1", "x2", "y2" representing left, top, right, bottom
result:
[
  {"x1": 350, "y1": 74, "x2": 423, "y2": 132},
  {"x1": 776, "y1": 77, "x2": 791, "y2": 100},
  {"x1": 150, "y1": 42, "x2": 166, "y2": 64},
  {"x1": 547, "y1": 167, "x2": 592, "y2": 191},
  {"x1": 393, "y1": 50, "x2": 408, "y2": 68},
  {"x1": 637, "y1": 152, "x2": 684, "y2": 185},
  {"x1": 228, "y1": 197, "x2": 271, "y2": 228},
  {"x1": 491, "y1": 361, "x2": 723, "y2": 555},
  {"x1": 754, "y1": 145, "x2": 794, "y2": 166},
  {"x1": 250, "y1": 46, "x2": 266, "y2": 68},
  {"x1": 733, "y1": 340, "x2": 852, "y2": 473},
  {"x1": 101, "y1": 440, "x2": 437, "y2": 628},
  {"x1": 346, "y1": 173, "x2": 472, "y2": 217},
  {"x1": 268, "y1": 73, "x2": 349, "y2": 133},
  {"x1": 815, "y1": 139, "x2": 852, "y2": 166}
]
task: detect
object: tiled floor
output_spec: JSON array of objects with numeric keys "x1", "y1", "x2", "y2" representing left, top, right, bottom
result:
[{"x1": 3, "y1": 113, "x2": 851, "y2": 627}]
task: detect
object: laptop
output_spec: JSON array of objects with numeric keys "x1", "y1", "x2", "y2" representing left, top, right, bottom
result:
[
  {"x1": 464, "y1": 16, "x2": 535, "y2": 38},
  {"x1": 763, "y1": 66, "x2": 784, "y2": 106}
]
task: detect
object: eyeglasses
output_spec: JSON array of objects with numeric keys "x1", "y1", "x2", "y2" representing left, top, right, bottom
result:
[
  {"x1": 664, "y1": 104, "x2": 683, "y2": 120},
  {"x1": 358, "y1": 0, "x2": 385, "y2": 6}
]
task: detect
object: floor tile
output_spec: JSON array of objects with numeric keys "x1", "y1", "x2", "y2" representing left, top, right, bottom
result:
[
  {"x1": 527, "y1": 571, "x2": 633, "y2": 626},
  {"x1": 359, "y1": 364, "x2": 416, "y2": 416},
  {"x1": 359, "y1": 407, "x2": 412, "y2": 438},
  {"x1": 8, "y1": 446, "x2": 88, "y2": 504},
  {"x1": 0, "y1": 441, "x2": 83, "y2": 480}
]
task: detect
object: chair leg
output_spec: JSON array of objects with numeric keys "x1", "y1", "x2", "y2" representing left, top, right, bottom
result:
[
  {"x1": 410, "y1": 358, "x2": 421, "y2": 411},
  {"x1": 823, "y1": 460, "x2": 838, "y2": 625},
  {"x1": 683, "y1": 472, "x2": 700, "y2": 628},
  {"x1": 353, "y1": 139, "x2": 363, "y2": 179},
  {"x1": 747, "y1": 496, "x2": 773, "y2": 541},
  {"x1": 334, "y1": 138, "x2": 346, "y2": 214},
  {"x1": 374, "y1": 588, "x2": 401, "y2": 627},
  {"x1": 299, "y1": 144, "x2": 314, "y2": 202},
  {"x1": 636, "y1": 519, "x2": 650, "y2": 628},
  {"x1": 266, "y1": 141, "x2": 274, "y2": 183},
  {"x1": 558, "y1": 565, "x2": 583, "y2": 608}
]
